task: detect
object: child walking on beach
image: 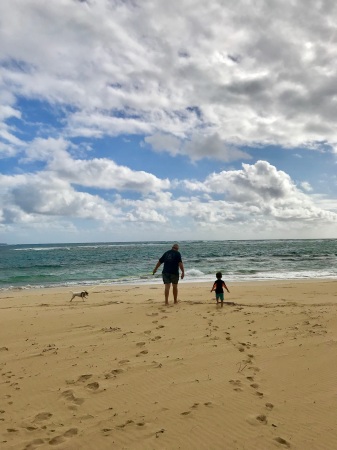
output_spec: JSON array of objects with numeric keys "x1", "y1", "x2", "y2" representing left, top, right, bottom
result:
[{"x1": 210, "y1": 272, "x2": 230, "y2": 307}]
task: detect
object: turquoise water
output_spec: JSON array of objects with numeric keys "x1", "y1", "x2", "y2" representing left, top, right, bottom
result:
[{"x1": 0, "y1": 239, "x2": 337, "y2": 290}]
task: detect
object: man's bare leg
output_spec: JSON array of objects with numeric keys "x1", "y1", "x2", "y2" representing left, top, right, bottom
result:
[
  {"x1": 164, "y1": 283, "x2": 171, "y2": 305},
  {"x1": 173, "y1": 284, "x2": 178, "y2": 303}
]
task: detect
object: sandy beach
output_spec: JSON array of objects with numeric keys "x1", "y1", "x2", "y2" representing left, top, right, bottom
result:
[{"x1": 1, "y1": 280, "x2": 337, "y2": 450}]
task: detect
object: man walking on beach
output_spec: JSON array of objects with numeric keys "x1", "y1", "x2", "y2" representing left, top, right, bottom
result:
[{"x1": 153, "y1": 243, "x2": 185, "y2": 305}]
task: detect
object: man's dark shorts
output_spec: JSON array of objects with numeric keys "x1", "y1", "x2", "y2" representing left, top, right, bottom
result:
[{"x1": 162, "y1": 273, "x2": 179, "y2": 284}]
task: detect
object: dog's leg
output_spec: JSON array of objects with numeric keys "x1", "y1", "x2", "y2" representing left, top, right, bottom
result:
[{"x1": 70, "y1": 294, "x2": 75, "y2": 302}]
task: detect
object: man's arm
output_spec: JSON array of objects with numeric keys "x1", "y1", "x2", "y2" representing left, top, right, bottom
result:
[
  {"x1": 179, "y1": 261, "x2": 185, "y2": 279},
  {"x1": 152, "y1": 260, "x2": 162, "y2": 275}
]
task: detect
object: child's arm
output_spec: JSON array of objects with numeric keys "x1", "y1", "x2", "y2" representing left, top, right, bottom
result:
[
  {"x1": 210, "y1": 283, "x2": 215, "y2": 293},
  {"x1": 223, "y1": 282, "x2": 230, "y2": 293}
]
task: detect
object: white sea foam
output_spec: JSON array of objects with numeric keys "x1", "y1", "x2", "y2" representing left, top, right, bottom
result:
[{"x1": 185, "y1": 268, "x2": 205, "y2": 277}]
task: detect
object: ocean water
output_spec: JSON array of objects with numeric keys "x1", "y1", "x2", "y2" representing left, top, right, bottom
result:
[{"x1": 0, "y1": 239, "x2": 337, "y2": 291}]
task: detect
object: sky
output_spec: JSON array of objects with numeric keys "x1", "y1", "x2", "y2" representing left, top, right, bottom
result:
[{"x1": 1, "y1": 0, "x2": 337, "y2": 244}]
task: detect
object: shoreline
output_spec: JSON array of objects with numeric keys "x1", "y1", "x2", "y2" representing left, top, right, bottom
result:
[
  {"x1": 1, "y1": 276, "x2": 337, "y2": 297},
  {"x1": 1, "y1": 279, "x2": 337, "y2": 449}
]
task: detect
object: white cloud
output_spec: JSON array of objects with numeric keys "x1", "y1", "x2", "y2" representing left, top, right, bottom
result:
[
  {"x1": 0, "y1": 104, "x2": 23, "y2": 149},
  {"x1": 182, "y1": 133, "x2": 252, "y2": 162},
  {"x1": 22, "y1": 137, "x2": 170, "y2": 193},
  {"x1": 0, "y1": 159, "x2": 336, "y2": 240},
  {"x1": 300, "y1": 181, "x2": 313, "y2": 192},
  {"x1": 0, "y1": 173, "x2": 120, "y2": 223},
  {"x1": 0, "y1": 142, "x2": 19, "y2": 158},
  {"x1": 183, "y1": 161, "x2": 337, "y2": 222},
  {"x1": 51, "y1": 154, "x2": 170, "y2": 193},
  {"x1": 2, "y1": 156, "x2": 336, "y2": 225},
  {"x1": 144, "y1": 133, "x2": 181, "y2": 156},
  {"x1": 2, "y1": 0, "x2": 337, "y2": 158},
  {"x1": 125, "y1": 208, "x2": 167, "y2": 223},
  {"x1": 145, "y1": 132, "x2": 252, "y2": 162},
  {"x1": 22, "y1": 137, "x2": 69, "y2": 163}
]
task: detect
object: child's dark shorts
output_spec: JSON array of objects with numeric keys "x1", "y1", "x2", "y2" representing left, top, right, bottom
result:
[
  {"x1": 216, "y1": 293, "x2": 224, "y2": 301},
  {"x1": 162, "y1": 273, "x2": 179, "y2": 284}
]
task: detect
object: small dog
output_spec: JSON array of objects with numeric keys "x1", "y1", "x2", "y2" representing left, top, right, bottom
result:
[{"x1": 70, "y1": 290, "x2": 89, "y2": 302}]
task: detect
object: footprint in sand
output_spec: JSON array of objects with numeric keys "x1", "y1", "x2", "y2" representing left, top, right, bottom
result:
[
  {"x1": 111, "y1": 368, "x2": 124, "y2": 375},
  {"x1": 136, "y1": 350, "x2": 149, "y2": 357},
  {"x1": 249, "y1": 366, "x2": 260, "y2": 373},
  {"x1": 74, "y1": 374, "x2": 93, "y2": 383},
  {"x1": 86, "y1": 382, "x2": 99, "y2": 391},
  {"x1": 33, "y1": 412, "x2": 53, "y2": 422},
  {"x1": 136, "y1": 342, "x2": 146, "y2": 347},
  {"x1": 61, "y1": 389, "x2": 84, "y2": 405},
  {"x1": 229, "y1": 379, "x2": 242, "y2": 388},
  {"x1": 246, "y1": 414, "x2": 267, "y2": 426},
  {"x1": 239, "y1": 341, "x2": 250, "y2": 347},
  {"x1": 48, "y1": 428, "x2": 78, "y2": 446},
  {"x1": 256, "y1": 414, "x2": 267, "y2": 424},
  {"x1": 24, "y1": 438, "x2": 45, "y2": 450},
  {"x1": 155, "y1": 428, "x2": 166, "y2": 438},
  {"x1": 105, "y1": 368, "x2": 124, "y2": 378},
  {"x1": 265, "y1": 402, "x2": 274, "y2": 410},
  {"x1": 49, "y1": 435, "x2": 65, "y2": 446},
  {"x1": 274, "y1": 437, "x2": 291, "y2": 447},
  {"x1": 63, "y1": 428, "x2": 78, "y2": 437},
  {"x1": 117, "y1": 419, "x2": 134, "y2": 428}
]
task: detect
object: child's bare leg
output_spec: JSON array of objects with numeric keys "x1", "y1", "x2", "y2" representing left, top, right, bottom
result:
[{"x1": 221, "y1": 301, "x2": 223, "y2": 308}]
